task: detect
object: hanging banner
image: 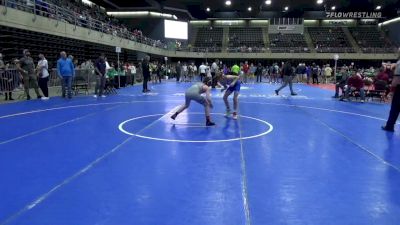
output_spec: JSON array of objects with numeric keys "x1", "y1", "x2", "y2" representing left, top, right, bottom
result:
[
  {"x1": 326, "y1": 12, "x2": 382, "y2": 19},
  {"x1": 277, "y1": 26, "x2": 296, "y2": 31}
]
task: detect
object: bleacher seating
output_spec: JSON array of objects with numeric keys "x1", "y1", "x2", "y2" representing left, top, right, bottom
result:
[
  {"x1": 268, "y1": 33, "x2": 309, "y2": 53},
  {"x1": 0, "y1": 26, "x2": 137, "y2": 66},
  {"x1": 308, "y1": 27, "x2": 355, "y2": 53},
  {"x1": 349, "y1": 27, "x2": 395, "y2": 53},
  {"x1": 193, "y1": 27, "x2": 223, "y2": 50},
  {"x1": 228, "y1": 27, "x2": 264, "y2": 48}
]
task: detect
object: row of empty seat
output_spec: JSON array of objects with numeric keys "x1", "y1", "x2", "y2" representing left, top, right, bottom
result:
[
  {"x1": 228, "y1": 27, "x2": 264, "y2": 48},
  {"x1": 193, "y1": 27, "x2": 223, "y2": 48},
  {"x1": 307, "y1": 27, "x2": 355, "y2": 53},
  {"x1": 269, "y1": 33, "x2": 309, "y2": 52},
  {"x1": 192, "y1": 26, "x2": 381, "y2": 52},
  {"x1": 349, "y1": 27, "x2": 394, "y2": 53}
]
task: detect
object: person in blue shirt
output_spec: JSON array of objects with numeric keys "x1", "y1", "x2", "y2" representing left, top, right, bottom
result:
[{"x1": 57, "y1": 51, "x2": 75, "y2": 99}]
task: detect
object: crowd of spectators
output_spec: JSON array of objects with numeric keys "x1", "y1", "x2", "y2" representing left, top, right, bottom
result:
[{"x1": 3, "y1": 0, "x2": 166, "y2": 47}]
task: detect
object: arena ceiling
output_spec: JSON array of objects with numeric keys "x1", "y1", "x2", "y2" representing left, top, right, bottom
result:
[{"x1": 92, "y1": 0, "x2": 400, "y2": 20}]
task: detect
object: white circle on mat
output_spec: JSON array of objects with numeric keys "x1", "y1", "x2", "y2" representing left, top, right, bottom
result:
[{"x1": 118, "y1": 113, "x2": 274, "y2": 143}]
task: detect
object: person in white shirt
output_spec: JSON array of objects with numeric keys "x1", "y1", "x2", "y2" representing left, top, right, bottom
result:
[
  {"x1": 37, "y1": 54, "x2": 50, "y2": 100},
  {"x1": 182, "y1": 63, "x2": 188, "y2": 82},
  {"x1": 199, "y1": 62, "x2": 207, "y2": 81},
  {"x1": 324, "y1": 64, "x2": 333, "y2": 84},
  {"x1": 188, "y1": 62, "x2": 197, "y2": 82},
  {"x1": 129, "y1": 63, "x2": 136, "y2": 85},
  {"x1": 210, "y1": 59, "x2": 219, "y2": 88}
]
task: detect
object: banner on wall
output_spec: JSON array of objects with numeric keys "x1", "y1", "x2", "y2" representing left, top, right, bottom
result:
[
  {"x1": 277, "y1": 26, "x2": 296, "y2": 31},
  {"x1": 326, "y1": 12, "x2": 382, "y2": 19}
]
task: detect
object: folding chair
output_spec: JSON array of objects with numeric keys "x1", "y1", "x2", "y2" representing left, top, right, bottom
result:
[{"x1": 73, "y1": 75, "x2": 89, "y2": 95}]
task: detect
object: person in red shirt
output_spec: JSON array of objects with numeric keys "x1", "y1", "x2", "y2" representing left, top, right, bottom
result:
[
  {"x1": 340, "y1": 72, "x2": 365, "y2": 102},
  {"x1": 242, "y1": 61, "x2": 249, "y2": 84},
  {"x1": 375, "y1": 67, "x2": 389, "y2": 83},
  {"x1": 374, "y1": 67, "x2": 390, "y2": 94}
]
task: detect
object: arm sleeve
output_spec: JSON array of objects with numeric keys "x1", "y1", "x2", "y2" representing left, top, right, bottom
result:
[
  {"x1": 71, "y1": 62, "x2": 75, "y2": 76},
  {"x1": 57, "y1": 61, "x2": 61, "y2": 76}
]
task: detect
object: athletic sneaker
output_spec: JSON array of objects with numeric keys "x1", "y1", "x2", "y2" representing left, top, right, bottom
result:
[
  {"x1": 275, "y1": 90, "x2": 279, "y2": 95},
  {"x1": 41, "y1": 97, "x2": 49, "y2": 100},
  {"x1": 171, "y1": 113, "x2": 177, "y2": 120},
  {"x1": 225, "y1": 110, "x2": 231, "y2": 117},
  {"x1": 381, "y1": 126, "x2": 394, "y2": 132},
  {"x1": 360, "y1": 100, "x2": 365, "y2": 103},
  {"x1": 291, "y1": 93, "x2": 298, "y2": 96},
  {"x1": 93, "y1": 95, "x2": 98, "y2": 98},
  {"x1": 101, "y1": 95, "x2": 106, "y2": 98},
  {"x1": 206, "y1": 121, "x2": 216, "y2": 126},
  {"x1": 232, "y1": 112, "x2": 238, "y2": 120}
]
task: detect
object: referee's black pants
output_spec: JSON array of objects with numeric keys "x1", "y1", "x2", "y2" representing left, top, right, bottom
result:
[{"x1": 385, "y1": 84, "x2": 400, "y2": 130}]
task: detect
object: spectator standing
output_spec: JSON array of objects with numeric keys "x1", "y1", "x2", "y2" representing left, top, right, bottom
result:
[
  {"x1": 255, "y1": 63, "x2": 263, "y2": 83},
  {"x1": 94, "y1": 53, "x2": 107, "y2": 98},
  {"x1": 81, "y1": 59, "x2": 94, "y2": 82},
  {"x1": 273, "y1": 63, "x2": 280, "y2": 83},
  {"x1": 199, "y1": 62, "x2": 207, "y2": 81},
  {"x1": 129, "y1": 63, "x2": 136, "y2": 85},
  {"x1": 175, "y1": 61, "x2": 182, "y2": 82},
  {"x1": 0, "y1": 52, "x2": 4, "y2": 69},
  {"x1": 182, "y1": 63, "x2": 188, "y2": 82},
  {"x1": 17, "y1": 49, "x2": 42, "y2": 100},
  {"x1": 306, "y1": 65, "x2": 311, "y2": 84},
  {"x1": 1, "y1": 52, "x2": 14, "y2": 101},
  {"x1": 150, "y1": 62, "x2": 158, "y2": 83},
  {"x1": 231, "y1": 63, "x2": 240, "y2": 76},
  {"x1": 142, "y1": 55, "x2": 150, "y2": 92},
  {"x1": 295, "y1": 63, "x2": 303, "y2": 83},
  {"x1": 210, "y1": 59, "x2": 219, "y2": 88},
  {"x1": 311, "y1": 63, "x2": 319, "y2": 84},
  {"x1": 300, "y1": 63, "x2": 307, "y2": 83},
  {"x1": 37, "y1": 54, "x2": 50, "y2": 100},
  {"x1": 242, "y1": 61, "x2": 250, "y2": 84},
  {"x1": 57, "y1": 51, "x2": 75, "y2": 99},
  {"x1": 156, "y1": 62, "x2": 163, "y2": 83},
  {"x1": 324, "y1": 64, "x2": 333, "y2": 84},
  {"x1": 268, "y1": 64, "x2": 275, "y2": 83}
]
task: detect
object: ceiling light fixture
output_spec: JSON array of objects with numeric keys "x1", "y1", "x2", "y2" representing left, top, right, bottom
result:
[
  {"x1": 225, "y1": 0, "x2": 231, "y2": 6},
  {"x1": 284, "y1": 6, "x2": 289, "y2": 11},
  {"x1": 206, "y1": 7, "x2": 210, "y2": 12},
  {"x1": 265, "y1": 0, "x2": 271, "y2": 5},
  {"x1": 317, "y1": 0, "x2": 323, "y2": 4},
  {"x1": 248, "y1": 7, "x2": 252, "y2": 11},
  {"x1": 376, "y1": 5, "x2": 381, "y2": 10},
  {"x1": 331, "y1": 6, "x2": 336, "y2": 10}
]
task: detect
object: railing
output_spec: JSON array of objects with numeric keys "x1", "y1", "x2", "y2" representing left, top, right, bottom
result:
[
  {"x1": 314, "y1": 47, "x2": 356, "y2": 53},
  {"x1": 0, "y1": 68, "x2": 139, "y2": 97},
  {"x1": 360, "y1": 47, "x2": 399, "y2": 54},
  {"x1": 0, "y1": 69, "x2": 20, "y2": 94}
]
